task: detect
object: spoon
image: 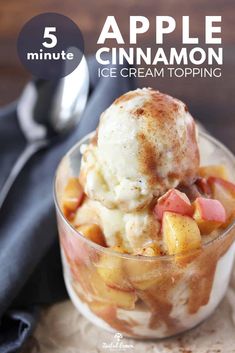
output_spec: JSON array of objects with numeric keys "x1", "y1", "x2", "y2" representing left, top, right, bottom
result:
[{"x1": 0, "y1": 54, "x2": 89, "y2": 209}]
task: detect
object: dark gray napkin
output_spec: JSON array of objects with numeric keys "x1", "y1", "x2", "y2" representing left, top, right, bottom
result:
[{"x1": 0, "y1": 57, "x2": 136, "y2": 353}]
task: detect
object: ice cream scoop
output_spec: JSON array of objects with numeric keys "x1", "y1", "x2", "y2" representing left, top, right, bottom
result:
[{"x1": 80, "y1": 88, "x2": 199, "y2": 212}]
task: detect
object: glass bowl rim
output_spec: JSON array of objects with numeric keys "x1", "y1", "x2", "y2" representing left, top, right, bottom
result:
[{"x1": 54, "y1": 130, "x2": 235, "y2": 261}]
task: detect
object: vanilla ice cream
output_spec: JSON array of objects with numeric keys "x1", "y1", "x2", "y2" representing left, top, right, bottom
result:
[
  {"x1": 77, "y1": 88, "x2": 200, "y2": 251},
  {"x1": 80, "y1": 88, "x2": 199, "y2": 213}
]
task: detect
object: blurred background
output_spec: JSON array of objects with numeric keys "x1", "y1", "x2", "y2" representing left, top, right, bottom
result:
[{"x1": 0, "y1": 0, "x2": 234, "y2": 151}]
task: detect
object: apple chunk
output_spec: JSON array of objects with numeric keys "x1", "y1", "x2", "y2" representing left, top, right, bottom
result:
[
  {"x1": 208, "y1": 177, "x2": 235, "y2": 221},
  {"x1": 162, "y1": 212, "x2": 201, "y2": 255},
  {"x1": 193, "y1": 197, "x2": 226, "y2": 234},
  {"x1": 63, "y1": 178, "x2": 83, "y2": 213},
  {"x1": 125, "y1": 259, "x2": 161, "y2": 290},
  {"x1": 134, "y1": 242, "x2": 162, "y2": 257},
  {"x1": 96, "y1": 255, "x2": 133, "y2": 292},
  {"x1": 90, "y1": 271, "x2": 137, "y2": 309},
  {"x1": 154, "y1": 189, "x2": 194, "y2": 220},
  {"x1": 199, "y1": 165, "x2": 230, "y2": 180},
  {"x1": 76, "y1": 224, "x2": 106, "y2": 247}
]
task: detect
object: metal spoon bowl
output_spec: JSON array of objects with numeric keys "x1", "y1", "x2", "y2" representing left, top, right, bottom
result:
[{"x1": 0, "y1": 54, "x2": 89, "y2": 209}]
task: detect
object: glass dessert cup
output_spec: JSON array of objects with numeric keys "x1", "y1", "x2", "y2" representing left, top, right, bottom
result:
[{"x1": 54, "y1": 131, "x2": 235, "y2": 339}]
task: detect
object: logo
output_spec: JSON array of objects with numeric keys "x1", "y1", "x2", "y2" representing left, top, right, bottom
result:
[{"x1": 102, "y1": 332, "x2": 134, "y2": 351}]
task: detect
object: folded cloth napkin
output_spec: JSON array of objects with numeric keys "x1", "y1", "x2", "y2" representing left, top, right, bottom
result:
[{"x1": 0, "y1": 57, "x2": 136, "y2": 353}]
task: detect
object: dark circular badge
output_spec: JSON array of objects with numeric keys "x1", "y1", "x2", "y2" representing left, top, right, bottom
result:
[{"x1": 17, "y1": 13, "x2": 84, "y2": 80}]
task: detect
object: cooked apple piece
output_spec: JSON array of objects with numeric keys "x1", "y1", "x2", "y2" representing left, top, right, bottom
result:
[
  {"x1": 195, "y1": 177, "x2": 211, "y2": 196},
  {"x1": 162, "y1": 212, "x2": 201, "y2": 255},
  {"x1": 125, "y1": 257, "x2": 162, "y2": 290},
  {"x1": 76, "y1": 224, "x2": 106, "y2": 247},
  {"x1": 134, "y1": 242, "x2": 162, "y2": 257},
  {"x1": 199, "y1": 165, "x2": 230, "y2": 180},
  {"x1": 96, "y1": 255, "x2": 133, "y2": 291},
  {"x1": 59, "y1": 214, "x2": 93, "y2": 266},
  {"x1": 104, "y1": 286, "x2": 137, "y2": 310},
  {"x1": 111, "y1": 246, "x2": 127, "y2": 254},
  {"x1": 141, "y1": 247, "x2": 159, "y2": 256},
  {"x1": 193, "y1": 197, "x2": 226, "y2": 234},
  {"x1": 208, "y1": 177, "x2": 235, "y2": 221},
  {"x1": 90, "y1": 271, "x2": 137, "y2": 309},
  {"x1": 154, "y1": 189, "x2": 193, "y2": 220},
  {"x1": 63, "y1": 178, "x2": 83, "y2": 212}
]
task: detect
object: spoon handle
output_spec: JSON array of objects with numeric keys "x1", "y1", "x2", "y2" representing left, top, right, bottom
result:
[{"x1": 0, "y1": 141, "x2": 48, "y2": 209}]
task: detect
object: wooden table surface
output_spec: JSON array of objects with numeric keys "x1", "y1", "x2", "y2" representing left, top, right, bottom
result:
[{"x1": 0, "y1": 0, "x2": 234, "y2": 151}]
